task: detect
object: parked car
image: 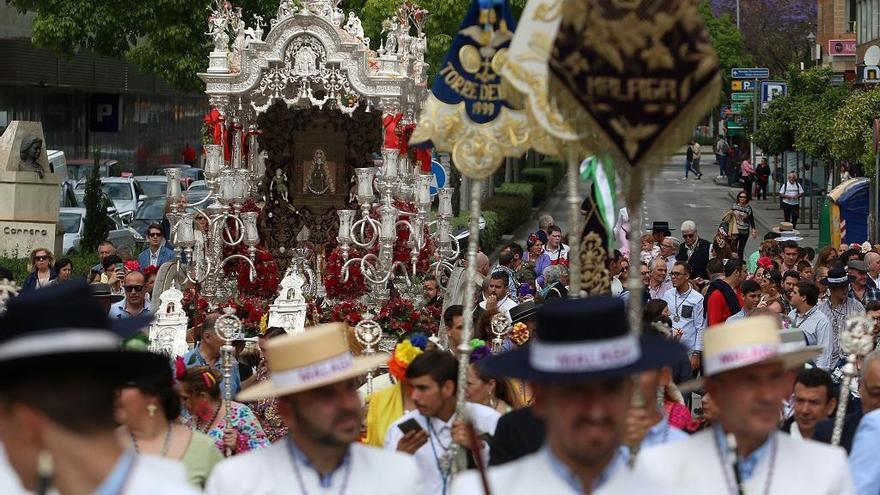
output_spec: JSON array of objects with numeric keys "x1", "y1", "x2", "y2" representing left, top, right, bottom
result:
[
  {"x1": 46, "y1": 150, "x2": 67, "y2": 176},
  {"x1": 134, "y1": 175, "x2": 169, "y2": 199},
  {"x1": 186, "y1": 180, "x2": 210, "y2": 204},
  {"x1": 61, "y1": 159, "x2": 123, "y2": 182},
  {"x1": 59, "y1": 207, "x2": 144, "y2": 255},
  {"x1": 129, "y1": 198, "x2": 167, "y2": 237},
  {"x1": 74, "y1": 177, "x2": 147, "y2": 217}
]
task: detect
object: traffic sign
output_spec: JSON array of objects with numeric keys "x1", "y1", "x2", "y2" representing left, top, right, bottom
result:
[
  {"x1": 730, "y1": 102, "x2": 746, "y2": 113},
  {"x1": 731, "y1": 67, "x2": 770, "y2": 79},
  {"x1": 731, "y1": 92, "x2": 753, "y2": 102},
  {"x1": 760, "y1": 81, "x2": 787, "y2": 108},
  {"x1": 731, "y1": 80, "x2": 756, "y2": 91},
  {"x1": 429, "y1": 160, "x2": 447, "y2": 196}
]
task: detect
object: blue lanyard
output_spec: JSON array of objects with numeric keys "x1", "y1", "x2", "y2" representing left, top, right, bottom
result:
[{"x1": 425, "y1": 416, "x2": 452, "y2": 495}]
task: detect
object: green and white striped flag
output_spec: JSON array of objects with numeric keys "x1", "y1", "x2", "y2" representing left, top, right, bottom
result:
[{"x1": 579, "y1": 154, "x2": 617, "y2": 233}]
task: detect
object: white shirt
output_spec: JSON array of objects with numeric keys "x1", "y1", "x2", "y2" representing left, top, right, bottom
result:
[
  {"x1": 789, "y1": 306, "x2": 833, "y2": 370},
  {"x1": 779, "y1": 181, "x2": 804, "y2": 205},
  {"x1": 789, "y1": 422, "x2": 804, "y2": 440},
  {"x1": 544, "y1": 243, "x2": 570, "y2": 263},
  {"x1": 385, "y1": 403, "x2": 500, "y2": 495},
  {"x1": 206, "y1": 440, "x2": 421, "y2": 495},
  {"x1": 662, "y1": 287, "x2": 705, "y2": 353},
  {"x1": 478, "y1": 295, "x2": 518, "y2": 320}
]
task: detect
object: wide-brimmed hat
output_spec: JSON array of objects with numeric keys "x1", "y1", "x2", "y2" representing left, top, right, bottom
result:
[
  {"x1": 821, "y1": 266, "x2": 855, "y2": 287},
  {"x1": 771, "y1": 222, "x2": 800, "y2": 236},
  {"x1": 237, "y1": 323, "x2": 387, "y2": 401},
  {"x1": 477, "y1": 297, "x2": 685, "y2": 382},
  {"x1": 647, "y1": 221, "x2": 674, "y2": 235},
  {"x1": 90, "y1": 282, "x2": 124, "y2": 303},
  {"x1": 0, "y1": 282, "x2": 167, "y2": 380},
  {"x1": 700, "y1": 315, "x2": 820, "y2": 377},
  {"x1": 509, "y1": 300, "x2": 539, "y2": 324}
]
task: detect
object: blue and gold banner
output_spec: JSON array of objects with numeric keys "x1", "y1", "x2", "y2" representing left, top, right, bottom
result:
[{"x1": 429, "y1": 0, "x2": 517, "y2": 125}]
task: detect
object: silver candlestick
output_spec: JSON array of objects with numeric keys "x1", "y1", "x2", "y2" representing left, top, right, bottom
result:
[
  {"x1": 832, "y1": 315, "x2": 875, "y2": 446},
  {"x1": 215, "y1": 307, "x2": 243, "y2": 456}
]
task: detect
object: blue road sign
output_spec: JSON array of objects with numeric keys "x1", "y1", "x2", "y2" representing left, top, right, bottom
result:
[
  {"x1": 430, "y1": 160, "x2": 447, "y2": 196},
  {"x1": 761, "y1": 81, "x2": 788, "y2": 108},
  {"x1": 731, "y1": 67, "x2": 770, "y2": 79}
]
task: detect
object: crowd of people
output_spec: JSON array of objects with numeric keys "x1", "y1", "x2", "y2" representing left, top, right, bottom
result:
[{"x1": 4, "y1": 205, "x2": 880, "y2": 494}]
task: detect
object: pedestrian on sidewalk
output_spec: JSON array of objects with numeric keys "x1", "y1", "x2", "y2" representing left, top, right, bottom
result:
[
  {"x1": 755, "y1": 157, "x2": 771, "y2": 200},
  {"x1": 691, "y1": 140, "x2": 702, "y2": 178},
  {"x1": 780, "y1": 171, "x2": 805, "y2": 228},
  {"x1": 740, "y1": 156, "x2": 755, "y2": 201},
  {"x1": 715, "y1": 135, "x2": 729, "y2": 178},
  {"x1": 685, "y1": 139, "x2": 701, "y2": 179},
  {"x1": 725, "y1": 191, "x2": 756, "y2": 260}
]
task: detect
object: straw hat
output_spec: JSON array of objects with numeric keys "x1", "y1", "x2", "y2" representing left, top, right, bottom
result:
[
  {"x1": 771, "y1": 222, "x2": 800, "y2": 236},
  {"x1": 237, "y1": 323, "x2": 387, "y2": 401},
  {"x1": 701, "y1": 315, "x2": 820, "y2": 377}
]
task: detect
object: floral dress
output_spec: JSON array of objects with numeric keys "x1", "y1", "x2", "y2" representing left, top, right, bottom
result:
[
  {"x1": 187, "y1": 401, "x2": 270, "y2": 455},
  {"x1": 250, "y1": 362, "x2": 289, "y2": 443}
]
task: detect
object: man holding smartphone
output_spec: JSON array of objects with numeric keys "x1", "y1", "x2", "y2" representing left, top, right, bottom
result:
[{"x1": 385, "y1": 351, "x2": 500, "y2": 495}]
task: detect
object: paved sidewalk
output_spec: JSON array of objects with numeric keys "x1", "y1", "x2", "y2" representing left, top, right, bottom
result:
[{"x1": 722, "y1": 189, "x2": 820, "y2": 248}]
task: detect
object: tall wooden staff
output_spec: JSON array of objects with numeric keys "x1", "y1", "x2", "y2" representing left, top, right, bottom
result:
[{"x1": 410, "y1": 0, "x2": 531, "y2": 475}]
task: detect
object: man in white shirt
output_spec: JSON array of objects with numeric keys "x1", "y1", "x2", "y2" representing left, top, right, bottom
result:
[
  {"x1": 779, "y1": 172, "x2": 804, "y2": 228},
  {"x1": 208, "y1": 324, "x2": 420, "y2": 495},
  {"x1": 790, "y1": 281, "x2": 833, "y2": 370},
  {"x1": 544, "y1": 225, "x2": 570, "y2": 263},
  {"x1": 454, "y1": 297, "x2": 684, "y2": 494},
  {"x1": 663, "y1": 261, "x2": 705, "y2": 372},
  {"x1": 478, "y1": 272, "x2": 517, "y2": 319},
  {"x1": 658, "y1": 236, "x2": 679, "y2": 276},
  {"x1": 386, "y1": 351, "x2": 500, "y2": 495}
]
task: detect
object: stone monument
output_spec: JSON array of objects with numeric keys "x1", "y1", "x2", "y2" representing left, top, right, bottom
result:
[{"x1": 0, "y1": 121, "x2": 61, "y2": 258}]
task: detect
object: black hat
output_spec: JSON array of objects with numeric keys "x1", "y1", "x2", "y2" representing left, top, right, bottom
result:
[
  {"x1": 478, "y1": 297, "x2": 685, "y2": 382},
  {"x1": 647, "y1": 221, "x2": 674, "y2": 235},
  {"x1": 0, "y1": 282, "x2": 167, "y2": 380},
  {"x1": 509, "y1": 300, "x2": 539, "y2": 324},
  {"x1": 90, "y1": 282, "x2": 124, "y2": 303},
  {"x1": 821, "y1": 266, "x2": 855, "y2": 287}
]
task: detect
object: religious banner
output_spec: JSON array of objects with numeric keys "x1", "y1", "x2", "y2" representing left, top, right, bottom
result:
[
  {"x1": 410, "y1": 0, "x2": 529, "y2": 179},
  {"x1": 547, "y1": 0, "x2": 721, "y2": 169}
]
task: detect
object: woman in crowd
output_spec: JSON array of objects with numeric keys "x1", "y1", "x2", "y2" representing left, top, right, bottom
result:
[
  {"x1": 711, "y1": 232, "x2": 733, "y2": 261},
  {"x1": 755, "y1": 157, "x2": 771, "y2": 200},
  {"x1": 244, "y1": 326, "x2": 289, "y2": 443},
  {"x1": 815, "y1": 246, "x2": 838, "y2": 270},
  {"x1": 115, "y1": 366, "x2": 223, "y2": 487},
  {"x1": 180, "y1": 366, "x2": 269, "y2": 455},
  {"x1": 525, "y1": 231, "x2": 551, "y2": 282},
  {"x1": 53, "y1": 257, "x2": 73, "y2": 283},
  {"x1": 467, "y1": 342, "x2": 521, "y2": 414},
  {"x1": 143, "y1": 264, "x2": 159, "y2": 300},
  {"x1": 22, "y1": 247, "x2": 57, "y2": 291},
  {"x1": 643, "y1": 299, "x2": 671, "y2": 329},
  {"x1": 726, "y1": 190, "x2": 756, "y2": 260}
]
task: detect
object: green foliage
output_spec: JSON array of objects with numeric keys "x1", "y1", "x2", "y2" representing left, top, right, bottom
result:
[
  {"x1": 752, "y1": 67, "x2": 851, "y2": 163},
  {"x1": 830, "y1": 87, "x2": 880, "y2": 173},
  {"x1": 522, "y1": 179, "x2": 547, "y2": 203},
  {"x1": 698, "y1": 0, "x2": 751, "y2": 96},
  {"x1": 483, "y1": 193, "x2": 530, "y2": 234},
  {"x1": 495, "y1": 182, "x2": 534, "y2": 207},
  {"x1": 81, "y1": 148, "x2": 113, "y2": 253},
  {"x1": 0, "y1": 251, "x2": 100, "y2": 284},
  {"x1": 521, "y1": 167, "x2": 555, "y2": 190},
  {"x1": 453, "y1": 210, "x2": 501, "y2": 253}
]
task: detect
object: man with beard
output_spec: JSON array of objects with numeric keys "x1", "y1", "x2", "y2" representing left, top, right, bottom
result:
[
  {"x1": 454, "y1": 297, "x2": 683, "y2": 494},
  {"x1": 386, "y1": 351, "x2": 499, "y2": 495},
  {"x1": 637, "y1": 316, "x2": 855, "y2": 494},
  {"x1": 205, "y1": 324, "x2": 420, "y2": 494}
]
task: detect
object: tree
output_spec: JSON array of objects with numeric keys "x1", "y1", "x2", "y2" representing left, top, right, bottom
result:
[
  {"x1": 711, "y1": 0, "x2": 816, "y2": 77},
  {"x1": 80, "y1": 148, "x2": 113, "y2": 254},
  {"x1": 699, "y1": 0, "x2": 751, "y2": 96},
  {"x1": 9, "y1": 0, "x2": 280, "y2": 92},
  {"x1": 830, "y1": 87, "x2": 880, "y2": 173}
]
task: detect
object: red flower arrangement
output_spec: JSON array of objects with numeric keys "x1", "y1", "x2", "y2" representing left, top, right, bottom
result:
[
  {"x1": 182, "y1": 286, "x2": 209, "y2": 329},
  {"x1": 377, "y1": 296, "x2": 423, "y2": 337}
]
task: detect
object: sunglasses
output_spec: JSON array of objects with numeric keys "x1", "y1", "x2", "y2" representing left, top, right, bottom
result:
[
  {"x1": 124, "y1": 285, "x2": 144, "y2": 293},
  {"x1": 670, "y1": 272, "x2": 687, "y2": 277},
  {"x1": 148, "y1": 232, "x2": 163, "y2": 238},
  {"x1": 682, "y1": 233, "x2": 695, "y2": 239},
  {"x1": 34, "y1": 255, "x2": 49, "y2": 261}
]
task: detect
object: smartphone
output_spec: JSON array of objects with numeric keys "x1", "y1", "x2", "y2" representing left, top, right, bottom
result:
[
  {"x1": 116, "y1": 263, "x2": 125, "y2": 272},
  {"x1": 397, "y1": 417, "x2": 424, "y2": 435}
]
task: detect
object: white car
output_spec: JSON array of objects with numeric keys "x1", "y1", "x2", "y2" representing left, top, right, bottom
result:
[
  {"x1": 74, "y1": 177, "x2": 147, "y2": 217},
  {"x1": 134, "y1": 175, "x2": 169, "y2": 199},
  {"x1": 59, "y1": 207, "x2": 144, "y2": 255}
]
